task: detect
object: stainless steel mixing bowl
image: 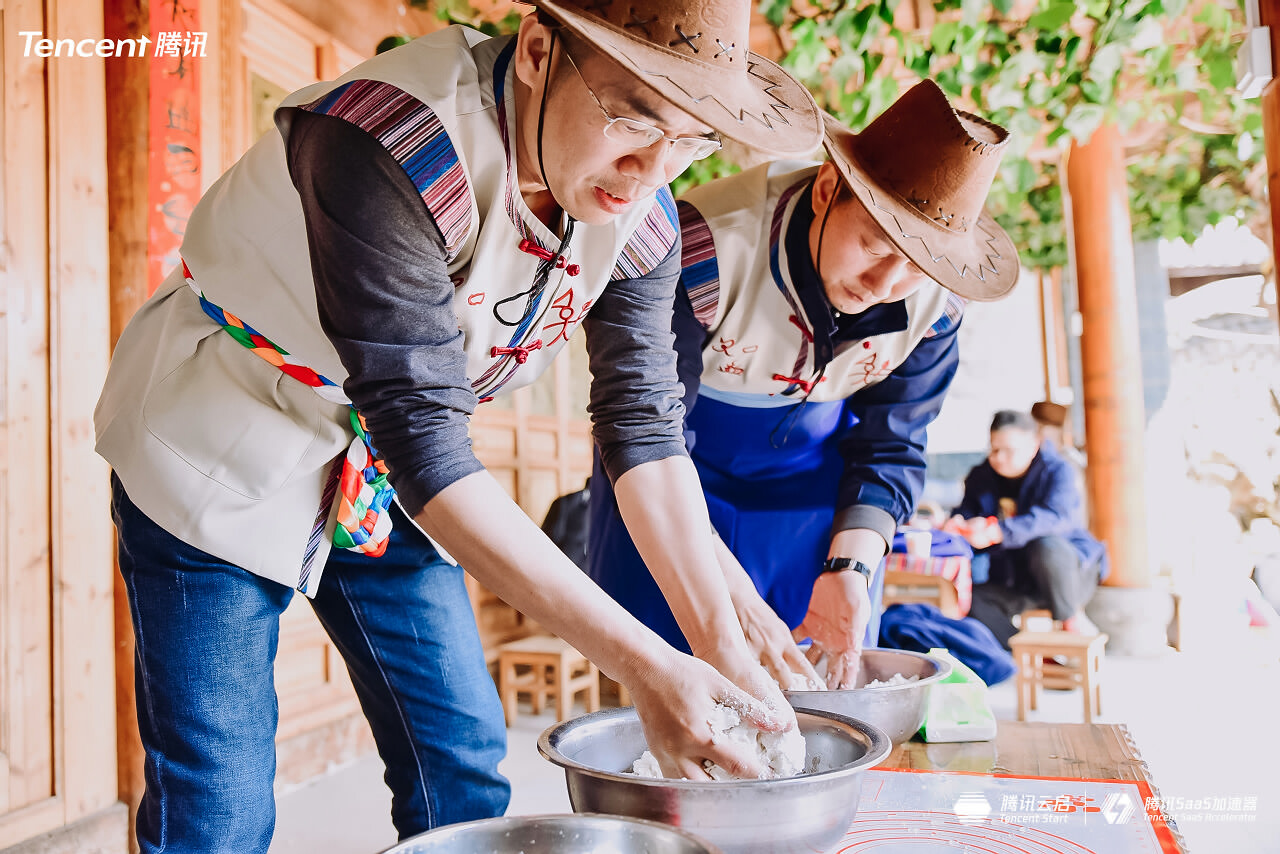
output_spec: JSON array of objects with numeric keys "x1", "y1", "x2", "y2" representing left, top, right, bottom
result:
[
  {"x1": 784, "y1": 648, "x2": 951, "y2": 745},
  {"x1": 538, "y1": 707, "x2": 891, "y2": 854},
  {"x1": 381, "y1": 813, "x2": 722, "y2": 853}
]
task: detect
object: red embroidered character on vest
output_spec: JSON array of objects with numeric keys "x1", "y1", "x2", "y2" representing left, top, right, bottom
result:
[{"x1": 542, "y1": 288, "x2": 593, "y2": 345}]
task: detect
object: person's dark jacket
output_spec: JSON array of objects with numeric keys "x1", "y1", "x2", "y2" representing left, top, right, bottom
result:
[
  {"x1": 541, "y1": 480, "x2": 591, "y2": 572},
  {"x1": 955, "y1": 440, "x2": 1109, "y2": 580}
]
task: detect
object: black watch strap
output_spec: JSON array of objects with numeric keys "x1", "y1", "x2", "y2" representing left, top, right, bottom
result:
[{"x1": 821, "y1": 557, "x2": 873, "y2": 582}]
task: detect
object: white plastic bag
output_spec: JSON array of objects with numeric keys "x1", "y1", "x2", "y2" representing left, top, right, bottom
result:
[{"x1": 920, "y1": 648, "x2": 997, "y2": 742}]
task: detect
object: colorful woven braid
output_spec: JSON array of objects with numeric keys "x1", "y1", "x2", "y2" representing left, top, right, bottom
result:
[
  {"x1": 333, "y1": 409, "x2": 393, "y2": 555},
  {"x1": 182, "y1": 261, "x2": 394, "y2": 557}
]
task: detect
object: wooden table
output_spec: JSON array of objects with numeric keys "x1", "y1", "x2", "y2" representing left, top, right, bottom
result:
[
  {"x1": 886, "y1": 720, "x2": 1151, "y2": 781},
  {"x1": 875, "y1": 721, "x2": 1190, "y2": 852}
]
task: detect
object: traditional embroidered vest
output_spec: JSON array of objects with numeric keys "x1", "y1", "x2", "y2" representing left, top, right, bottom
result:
[
  {"x1": 183, "y1": 28, "x2": 674, "y2": 403},
  {"x1": 95, "y1": 27, "x2": 677, "y2": 594},
  {"x1": 678, "y1": 162, "x2": 960, "y2": 407}
]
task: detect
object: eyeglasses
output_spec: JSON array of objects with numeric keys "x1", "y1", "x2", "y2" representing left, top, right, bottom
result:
[{"x1": 559, "y1": 43, "x2": 722, "y2": 161}]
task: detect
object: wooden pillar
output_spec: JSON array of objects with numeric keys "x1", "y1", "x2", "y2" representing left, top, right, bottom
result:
[
  {"x1": 106, "y1": 0, "x2": 151, "y2": 350},
  {"x1": 1047, "y1": 269, "x2": 1071, "y2": 401},
  {"x1": 1064, "y1": 123, "x2": 1149, "y2": 588},
  {"x1": 105, "y1": 0, "x2": 151, "y2": 843},
  {"x1": 1038, "y1": 271, "x2": 1053, "y2": 401},
  {"x1": 1259, "y1": 0, "x2": 1280, "y2": 340}
]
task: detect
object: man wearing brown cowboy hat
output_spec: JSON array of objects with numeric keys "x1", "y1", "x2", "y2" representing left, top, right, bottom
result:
[
  {"x1": 588, "y1": 80, "x2": 1019, "y2": 690},
  {"x1": 94, "y1": 1, "x2": 823, "y2": 849}
]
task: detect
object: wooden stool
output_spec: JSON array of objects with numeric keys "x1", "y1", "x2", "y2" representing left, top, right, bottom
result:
[
  {"x1": 599, "y1": 674, "x2": 631, "y2": 707},
  {"x1": 497, "y1": 635, "x2": 599, "y2": 726},
  {"x1": 1009, "y1": 630, "x2": 1107, "y2": 723},
  {"x1": 883, "y1": 570, "x2": 961, "y2": 618}
]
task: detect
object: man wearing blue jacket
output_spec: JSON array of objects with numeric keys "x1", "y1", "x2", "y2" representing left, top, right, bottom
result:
[
  {"x1": 589, "y1": 83, "x2": 1020, "y2": 688},
  {"x1": 951, "y1": 409, "x2": 1109, "y2": 647}
]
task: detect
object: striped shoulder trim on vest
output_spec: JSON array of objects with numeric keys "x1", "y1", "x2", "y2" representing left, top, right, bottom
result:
[
  {"x1": 300, "y1": 80, "x2": 471, "y2": 261},
  {"x1": 610, "y1": 187, "x2": 678, "y2": 281},
  {"x1": 924, "y1": 292, "x2": 966, "y2": 338},
  {"x1": 677, "y1": 200, "x2": 720, "y2": 330}
]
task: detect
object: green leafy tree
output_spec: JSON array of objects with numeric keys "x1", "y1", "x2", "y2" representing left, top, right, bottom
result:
[
  {"x1": 756, "y1": 0, "x2": 1262, "y2": 270},
  {"x1": 410, "y1": 0, "x2": 523, "y2": 36}
]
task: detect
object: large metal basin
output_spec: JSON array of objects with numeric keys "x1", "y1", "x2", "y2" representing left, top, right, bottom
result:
[
  {"x1": 538, "y1": 707, "x2": 891, "y2": 854},
  {"x1": 784, "y1": 648, "x2": 951, "y2": 745},
  {"x1": 381, "y1": 813, "x2": 722, "y2": 853}
]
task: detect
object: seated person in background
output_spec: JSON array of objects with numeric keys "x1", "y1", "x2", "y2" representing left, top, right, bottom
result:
[{"x1": 948, "y1": 410, "x2": 1108, "y2": 647}]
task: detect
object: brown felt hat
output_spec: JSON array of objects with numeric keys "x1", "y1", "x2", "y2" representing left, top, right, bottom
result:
[
  {"x1": 526, "y1": 0, "x2": 823, "y2": 158},
  {"x1": 822, "y1": 81, "x2": 1019, "y2": 301},
  {"x1": 1031, "y1": 400, "x2": 1069, "y2": 428}
]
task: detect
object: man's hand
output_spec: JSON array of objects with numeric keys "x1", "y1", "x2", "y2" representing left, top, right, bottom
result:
[
  {"x1": 715, "y1": 538, "x2": 823, "y2": 688},
  {"x1": 793, "y1": 569, "x2": 871, "y2": 689},
  {"x1": 627, "y1": 649, "x2": 796, "y2": 780},
  {"x1": 733, "y1": 590, "x2": 824, "y2": 688},
  {"x1": 947, "y1": 515, "x2": 1003, "y2": 549},
  {"x1": 416, "y1": 471, "x2": 790, "y2": 780},
  {"x1": 697, "y1": 642, "x2": 798, "y2": 730},
  {"x1": 971, "y1": 517, "x2": 1004, "y2": 548}
]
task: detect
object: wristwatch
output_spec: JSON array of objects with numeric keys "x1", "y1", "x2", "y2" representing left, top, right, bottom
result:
[{"x1": 821, "y1": 557, "x2": 873, "y2": 583}]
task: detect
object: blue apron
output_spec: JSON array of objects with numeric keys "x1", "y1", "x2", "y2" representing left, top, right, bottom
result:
[{"x1": 587, "y1": 391, "x2": 884, "y2": 655}]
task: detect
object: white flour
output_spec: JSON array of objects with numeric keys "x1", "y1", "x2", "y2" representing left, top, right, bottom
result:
[
  {"x1": 786, "y1": 671, "x2": 825, "y2": 691},
  {"x1": 629, "y1": 702, "x2": 806, "y2": 780}
]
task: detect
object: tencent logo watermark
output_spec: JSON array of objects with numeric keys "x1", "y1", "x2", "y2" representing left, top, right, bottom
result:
[
  {"x1": 1101, "y1": 791, "x2": 1136, "y2": 825},
  {"x1": 18, "y1": 30, "x2": 206, "y2": 59},
  {"x1": 953, "y1": 792, "x2": 993, "y2": 824}
]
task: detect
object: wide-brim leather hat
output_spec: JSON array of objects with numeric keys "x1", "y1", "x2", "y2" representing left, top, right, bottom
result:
[
  {"x1": 823, "y1": 81, "x2": 1019, "y2": 301},
  {"x1": 527, "y1": 0, "x2": 823, "y2": 158},
  {"x1": 1030, "y1": 400, "x2": 1069, "y2": 428}
]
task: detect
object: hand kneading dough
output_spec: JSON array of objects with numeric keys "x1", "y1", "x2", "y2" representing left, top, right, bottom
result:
[{"x1": 630, "y1": 703, "x2": 806, "y2": 780}]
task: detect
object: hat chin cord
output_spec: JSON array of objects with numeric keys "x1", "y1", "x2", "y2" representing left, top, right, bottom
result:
[
  {"x1": 536, "y1": 32, "x2": 576, "y2": 247},
  {"x1": 493, "y1": 30, "x2": 576, "y2": 329},
  {"x1": 535, "y1": 30, "x2": 559, "y2": 199},
  {"x1": 813, "y1": 177, "x2": 843, "y2": 316}
]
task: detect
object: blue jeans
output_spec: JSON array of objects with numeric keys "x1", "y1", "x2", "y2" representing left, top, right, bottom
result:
[{"x1": 112, "y1": 474, "x2": 509, "y2": 853}]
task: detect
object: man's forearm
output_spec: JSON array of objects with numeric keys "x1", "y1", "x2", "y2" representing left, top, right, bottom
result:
[
  {"x1": 828, "y1": 526, "x2": 888, "y2": 567},
  {"x1": 613, "y1": 455, "x2": 748, "y2": 663},
  {"x1": 414, "y1": 470, "x2": 668, "y2": 683}
]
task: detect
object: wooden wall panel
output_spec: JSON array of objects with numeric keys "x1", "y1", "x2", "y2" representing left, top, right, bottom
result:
[
  {"x1": 240, "y1": 0, "x2": 326, "y2": 96},
  {"x1": 276, "y1": 0, "x2": 443, "y2": 58},
  {"x1": 46, "y1": 0, "x2": 118, "y2": 824},
  {"x1": 0, "y1": 0, "x2": 56, "y2": 827},
  {"x1": 0, "y1": 0, "x2": 124, "y2": 849}
]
